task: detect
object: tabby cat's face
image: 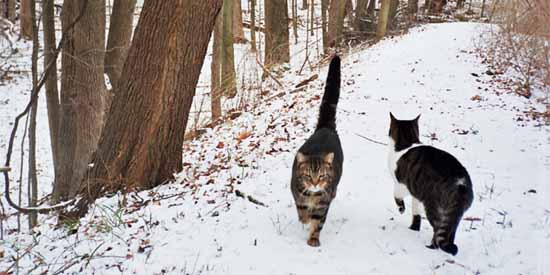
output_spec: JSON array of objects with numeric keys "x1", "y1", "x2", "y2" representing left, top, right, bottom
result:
[
  {"x1": 388, "y1": 112, "x2": 420, "y2": 144},
  {"x1": 295, "y1": 152, "x2": 334, "y2": 193}
]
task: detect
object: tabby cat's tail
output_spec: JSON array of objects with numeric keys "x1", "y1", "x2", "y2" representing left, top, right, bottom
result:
[{"x1": 316, "y1": 55, "x2": 341, "y2": 131}]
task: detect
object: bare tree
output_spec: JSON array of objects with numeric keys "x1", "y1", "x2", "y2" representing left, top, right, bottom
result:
[
  {"x1": 20, "y1": 0, "x2": 32, "y2": 39},
  {"x1": 53, "y1": 0, "x2": 106, "y2": 202},
  {"x1": 41, "y1": 0, "x2": 61, "y2": 191},
  {"x1": 355, "y1": 0, "x2": 370, "y2": 31},
  {"x1": 233, "y1": 0, "x2": 246, "y2": 43},
  {"x1": 28, "y1": 0, "x2": 37, "y2": 228},
  {"x1": 408, "y1": 0, "x2": 419, "y2": 20},
  {"x1": 221, "y1": 0, "x2": 237, "y2": 97},
  {"x1": 322, "y1": 0, "x2": 329, "y2": 51},
  {"x1": 211, "y1": 11, "x2": 223, "y2": 121},
  {"x1": 291, "y1": 0, "x2": 298, "y2": 44},
  {"x1": 67, "y1": 0, "x2": 222, "y2": 218},
  {"x1": 7, "y1": 0, "x2": 15, "y2": 22},
  {"x1": 328, "y1": 0, "x2": 347, "y2": 47},
  {"x1": 377, "y1": 0, "x2": 391, "y2": 38},
  {"x1": 105, "y1": 0, "x2": 137, "y2": 90},
  {"x1": 250, "y1": 0, "x2": 257, "y2": 52},
  {"x1": 264, "y1": 0, "x2": 290, "y2": 67}
]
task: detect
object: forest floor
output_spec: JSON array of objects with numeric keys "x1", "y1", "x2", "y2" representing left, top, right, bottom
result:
[{"x1": 1, "y1": 22, "x2": 549, "y2": 275}]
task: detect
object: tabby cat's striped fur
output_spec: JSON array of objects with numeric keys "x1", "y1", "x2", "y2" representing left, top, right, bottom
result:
[{"x1": 291, "y1": 56, "x2": 343, "y2": 247}]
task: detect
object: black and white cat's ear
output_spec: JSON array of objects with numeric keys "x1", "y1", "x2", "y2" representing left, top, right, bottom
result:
[
  {"x1": 296, "y1": 152, "x2": 308, "y2": 163},
  {"x1": 414, "y1": 114, "x2": 421, "y2": 122},
  {"x1": 390, "y1": 112, "x2": 396, "y2": 121},
  {"x1": 323, "y1": 152, "x2": 334, "y2": 164}
]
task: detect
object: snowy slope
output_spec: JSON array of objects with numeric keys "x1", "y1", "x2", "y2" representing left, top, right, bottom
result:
[{"x1": 1, "y1": 22, "x2": 549, "y2": 275}]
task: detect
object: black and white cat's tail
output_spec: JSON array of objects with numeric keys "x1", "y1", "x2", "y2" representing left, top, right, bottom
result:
[{"x1": 316, "y1": 55, "x2": 341, "y2": 131}]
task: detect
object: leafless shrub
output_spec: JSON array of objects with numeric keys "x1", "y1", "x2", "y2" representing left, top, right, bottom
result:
[{"x1": 484, "y1": 0, "x2": 550, "y2": 101}]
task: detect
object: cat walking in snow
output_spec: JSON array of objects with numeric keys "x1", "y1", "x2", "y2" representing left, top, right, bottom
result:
[
  {"x1": 290, "y1": 55, "x2": 344, "y2": 247},
  {"x1": 387, "y1": 113, "x2": 473, "y2": 255}
]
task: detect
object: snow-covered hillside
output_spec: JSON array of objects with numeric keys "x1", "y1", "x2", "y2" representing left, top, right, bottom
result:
[{"x1": 1, "y1": 22, "x2": 549, "y2": 275}]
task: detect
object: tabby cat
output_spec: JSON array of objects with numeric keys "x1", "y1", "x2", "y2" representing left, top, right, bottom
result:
[
  {"x1": 388, "y1": 113, "x2": 473, "y2": 255},
  {"x1": 291, "y1": 55, "x2": 344, "y2": 247}
]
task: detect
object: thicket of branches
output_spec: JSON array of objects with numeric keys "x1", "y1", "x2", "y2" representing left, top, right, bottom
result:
[{"x1": 484, "y1": 0, "x2": 550, "y2": 109}]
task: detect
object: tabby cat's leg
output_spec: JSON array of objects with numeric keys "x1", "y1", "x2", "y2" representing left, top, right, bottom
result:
[
  {"x1": 409, "y1": 197, "x2": 421, "y2": 231},
  {"x1": 307, "y1": 206, "x2": 329, "y2": 247},
  {"x1": 296, "y1": 204, "x2": 309, "y2": 224}
]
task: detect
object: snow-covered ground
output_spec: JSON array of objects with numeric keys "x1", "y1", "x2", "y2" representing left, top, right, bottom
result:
[{"x1": 1, "y1": 22, "x2": 549, "y2": 274}]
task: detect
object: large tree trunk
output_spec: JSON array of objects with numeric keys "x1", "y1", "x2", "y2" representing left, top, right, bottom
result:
[
  {"x1": 211, "y1": 12, "x2": 222, "y2": 121},
  {"x1": 105, "y1": 0, "x2": 137, "y2": 90},
  {"x1": 53, "y1": 0, "x2": 106, "y2": 202},
  {"x1": 221, "y1": 0, "x2": 237, "y2": 97},
  {"x1": 20, "y1": 0, "x2": 32, "y2": 39},
  {"x1": 41, "y1": 0, "x2": 61, "y2": 189},
  {"x1": 264, "y1": 0, "x2": 290, "y2": 67},
  {"x1": 68, "y1": 0, "x2": 222, "y2": 218},
  {"x1": 377, "y1": 0, "x2": 391, "y2": 38},
  {"x1": 327, "y1": 0, "x2": 347, "y2": 48},
  {"x1": 233, "y1": 0, "x2": 246, "y2": 43}
]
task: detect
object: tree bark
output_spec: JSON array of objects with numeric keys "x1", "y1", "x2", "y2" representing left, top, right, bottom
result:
[
  {"x1": 457, "y1": 0, "x2": 464, "y2": 9},
  {"x1": 327, "y1": 0, "x2": 347, "y2": 47},
  {"x1": 53, "y1": 0, "x2": 106, "y2": 202},
  {"x1": 250, "y1": 0, "x2": 257, "y2": 52},
  {"x1": 7, "y1": 0, "x2": 15, "y2": 22},
  {"x1": 233, "y1": 0, "x2": 246, "y2": 43},
  {"x1": 302, "y1": 0, "x2": 308, "y2": 10},
  {"x1": 291, "y1": 0, "x2": 298, "y2": 44},
  {"x1": 105, "y1": 0, "x2": 137, "y2": 91},
  {"x1": 355, "y1": 0, "x2": 369, "y2": 31},
  {"x1": 42, "y1": 0, "x2": 61, "y2": 186},
  {"x1": 377, "y1": 0, "x2": 391, "y2": 38},
  {"x1": 321, "y1": 0, "x2": 329, "y2": 52},
  {"x1": 408, "y1": 0, "x2": 419, "y2": 20},
  {"x1": 69, "y1": 0, "x2": 222, "y2": 218},
  {"x1": 211, "y1": 12, "x2": 222, "y2": 121},
  {"x1": 221, "y1": 0, "x2": 237, "y2": 97},
  {"x1": 28, "y1": 0, "x2": 38, "y2": 228},
  {"x1": 20, "y1": 0, "x2": 32, "y2": 39},
  {"x1": 389, "y1": 0, "x2": 399, "y2": 29},
  {"x1": 264, "y1": 0, "x2": 290, "y2": 67}
]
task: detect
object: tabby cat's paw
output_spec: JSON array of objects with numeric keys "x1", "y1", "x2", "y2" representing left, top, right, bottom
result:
[{"x1": 307, "y1": 238, "x2": 320, "y2": 247}]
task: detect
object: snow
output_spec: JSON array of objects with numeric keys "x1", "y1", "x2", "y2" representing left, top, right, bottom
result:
[{"x1": 1, "y1": 21, "x2": 549, "y2": 275}]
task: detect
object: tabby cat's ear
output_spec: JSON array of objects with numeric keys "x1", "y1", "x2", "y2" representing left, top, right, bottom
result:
[
  {"x1": 296, "y1": 152, "x2": 308, "y2": 163},
  {"x1": 323, "y1": 152, "x2": 334, "y2": 164}
]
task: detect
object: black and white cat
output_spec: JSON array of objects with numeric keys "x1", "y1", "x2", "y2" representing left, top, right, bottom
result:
[{"x1": 387, "y1": 113, "x2": 473, "y2": 255}]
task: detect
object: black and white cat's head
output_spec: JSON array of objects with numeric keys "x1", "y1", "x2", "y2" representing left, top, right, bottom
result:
[
  {"x1": 388, "y1": 112, "x2": 421, "y2": 152},
  {"x1": 295, "y1": 152, "x2": 334, "y2": 193}
]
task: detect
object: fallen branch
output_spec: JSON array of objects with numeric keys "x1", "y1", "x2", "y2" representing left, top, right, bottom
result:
[
  {"x1": 254, "y1": 53, "x2": 284, "y2": 88},
  {"x1": 235, "y1": 189, "x2": 267, "y2": 207},
  {"x1": 355, "y1": 133, "x2": 388, "y2": 146}
]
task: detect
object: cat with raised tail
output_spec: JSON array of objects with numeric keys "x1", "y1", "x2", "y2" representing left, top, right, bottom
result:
[
  {"x1": 388, "y1": 113, "x2": 473, "y2": 255},
  {"x1": 291, "y1": 55, "x2": 343, "y2": 247}
]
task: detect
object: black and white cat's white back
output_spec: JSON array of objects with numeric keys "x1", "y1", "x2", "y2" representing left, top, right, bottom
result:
[{"x1": 388, "y1": 113, "x2": 473, "y2": 256}]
